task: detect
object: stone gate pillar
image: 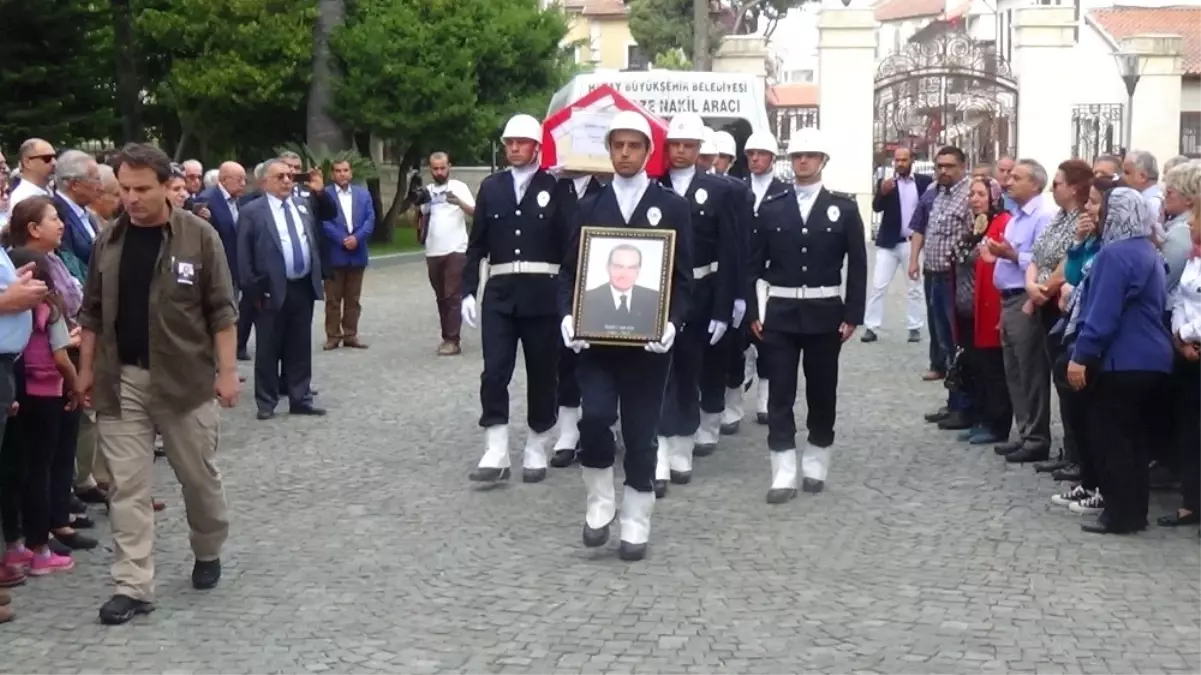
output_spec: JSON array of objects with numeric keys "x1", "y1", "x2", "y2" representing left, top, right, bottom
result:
[
  {"x1": 1013, "y1": 6, "x2": 1075, "y2": 174},
  {"x1": 816, "y1": 1, "x2": 876, "y2": 217},
  {"x1": 1124, "y1": 34, "x2": 1184, "y2": 165}
]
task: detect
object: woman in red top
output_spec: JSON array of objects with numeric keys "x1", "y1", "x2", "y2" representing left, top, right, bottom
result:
[{"x1": 953, "y1": 177, "x2": 1013, "y2": 444}]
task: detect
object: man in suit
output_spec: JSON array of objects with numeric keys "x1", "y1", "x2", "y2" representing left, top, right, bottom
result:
[
  {"x1": 580, "y1": 243, "x2": 662, "y2": 336},
  {"x1": 322, "y1": 159, "x2": 375, "y2": 350},
  {"x1": 279, "y1": 151, "x2": 338, "y2": 280},
  {"x1": 863, "y1": 147, "x2": 930, "y2": 344},
  {"x1": 200, "y1": 163, "x2": 249, "y2": 357},
  {"x1": 236, "y1": 158, "x2": 326, "y2": 421},
  {"x1": 53, "y1": 149, "x2": 102, "y2": 266}
]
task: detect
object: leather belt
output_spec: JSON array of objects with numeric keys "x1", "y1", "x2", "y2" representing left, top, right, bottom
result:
[
  {"x1": 767, "y1": 285, "x2": 841, "y2": 300},
  {"x1": 693, "y1": 262, "x2": 719, "y2": 279},
  {"x1": 489, "y1": 262, "x2": 560, "y2": 276}
]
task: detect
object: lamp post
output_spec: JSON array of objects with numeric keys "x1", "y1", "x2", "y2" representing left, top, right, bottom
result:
[{"x1": 1113, "y1": 51, "x2": 1142, "y2": 153}]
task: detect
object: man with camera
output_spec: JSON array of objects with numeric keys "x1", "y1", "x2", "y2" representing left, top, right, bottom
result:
[{"x1": 418, "y1": 152, "x2": 475, "y2": 356}]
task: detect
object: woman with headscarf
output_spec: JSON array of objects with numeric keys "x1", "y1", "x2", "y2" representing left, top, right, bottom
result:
[{"x1": 1066, "y1": 186, "x2": 1174, "y2": 535}]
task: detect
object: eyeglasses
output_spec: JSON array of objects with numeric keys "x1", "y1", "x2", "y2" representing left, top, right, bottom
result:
[{"x1": 28, "y1": 154, "x2": 56, "y2": 163}]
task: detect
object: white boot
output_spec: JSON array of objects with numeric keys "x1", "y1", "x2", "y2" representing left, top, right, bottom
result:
[
  {"x1": 694, "y1": 412, "x2": 722, "y2": 454},
  {"x1": 618, "y1": 486, "x2": 655, "y2": 561},
  {"x1": 766, "y1": 449, "x2": 798, "y2": 503},
  {"x1": 744, "y1": 344, "x2": 757, "y2": 387},
  {"x1": 521, "y1": 429, "x2": 551, "y2": 483},
  {"x1": 581, "y1": 466, "x2": 616, "y2": 546},
  {"x1": 469, "y1": 425, "x2": 510, "y2": 482},
  {"x1": 655, "y1": 436, "x2": 671, "y2": 482},
  {"x1": 801, "y1": 444, "x2": 831, "y2": 493},
  {"x1": 756, "y1": 379, "x2": 770, "y2": 423},
  {"x1": 721, "y1": 387, "x2": 744, "y2": 428},
  {"x1": 553, "y1": 406, "x2": 580, "y2": 451},
  {"x1": 667, "y1": 436, "x2": 694, "y2": 484}
]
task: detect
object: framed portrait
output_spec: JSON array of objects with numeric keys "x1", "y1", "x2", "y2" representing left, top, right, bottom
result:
[{"x1": 571, "y1": 227, "x2": 676, "y2": 347}]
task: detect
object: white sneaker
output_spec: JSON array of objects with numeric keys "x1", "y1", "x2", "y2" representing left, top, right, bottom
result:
[
  {"x1": 1051, "y1": 484, "x2": 1090, "y2": 507},
  {"x1": 1069, "y1": 492, "x2": 1105, "y2": 515}
]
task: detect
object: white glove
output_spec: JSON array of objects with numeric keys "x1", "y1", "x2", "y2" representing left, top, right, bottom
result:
[
  {"x1": 707, "y1": 320, "x2": 728, "y2": 346},
  {"x1": 561, "y1": 315, "x2": 589, "y2": 353},
  {"x1": 645, "y1": 322, "x2": 677, "y2": 354},
  {"x1": 461, "y1": 295, "x2": 478, "y2": 329},
  {"x1": 732, "y1": 299, "x2": 747, "y2": 329}
]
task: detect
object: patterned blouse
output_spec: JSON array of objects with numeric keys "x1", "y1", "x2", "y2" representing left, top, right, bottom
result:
[{"x1": 1030, "y1": 208, "x2": 1079, "y2": 284}]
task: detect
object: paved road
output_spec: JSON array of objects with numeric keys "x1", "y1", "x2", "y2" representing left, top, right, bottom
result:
[{"x1": 5, "y1": 261, "x2": 1199, "y2": 674}]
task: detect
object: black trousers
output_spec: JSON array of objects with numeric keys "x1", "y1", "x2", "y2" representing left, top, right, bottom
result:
[
  {"x1": 557, "y1": 347, "x2": 580, "y2": 409},
  {"x1": 762, "y1": 329, "x2": 841, "y2": 451},
  {"x1": 1090, "y1": 370, "x2": 1168, "y2": 530},
  {"x1": 1171, "y1": 357, "x2": 1200, "y2": 512},
  {"x1": 725, "y1": 324, "x2": 748, "y2": 389},
  {"x1": 1052, "y1": 348, "x2": 1100, "y2": 490},
  {"x1": 237, "y1": 290, "x2": 257, "y2": 354},
  {"x1": 0, "y1": 394, "x2": 62, "y2": 549},
  {"x1": 660, "y1": 320, "x2": 724, "y2": 437},
  {"x1": 254, "y1": 279, "x2": 316, "y2": 413},
  {"x1": 478, "y1": 308, "x2": 559, "y2": 432},
  {"x1": 51, "y1": 405, "x2": 81, "y2": 529},
  {"x1": 956, "y1": 313, "x2": 1012, "y2": 437},
  {"x1": 1045, "y1": 330, "x2": 1080, "y2": 463},
  {"x1": 925, "y1": 274, "x2": 947, "y2": 374},
  {"x1": 748, "y1": 330, "x2": 771, "y2": 380},
  {"x1": 577, "y1": 347, "x2": 670, "y2": 493}
]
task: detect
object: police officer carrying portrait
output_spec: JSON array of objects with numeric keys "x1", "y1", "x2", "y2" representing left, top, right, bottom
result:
[
  {"x1": 736, "y1": 130, "x2": 789, "y2": 428},
  {"x1": 462, "y1": 113, "x2": 569, "y2": 484},
  {"x1": 746, "y1": 128, "x2": 866, "y2": 503},
  {"x1": 548, "y1": 169, "x2": 607, "y2": 469},
  {"x1": 559, "y1": 111, "x2": 693, "y2": 561},
  {"x1": 653, "y1": 113, "x2": 739, "y2": 497}
]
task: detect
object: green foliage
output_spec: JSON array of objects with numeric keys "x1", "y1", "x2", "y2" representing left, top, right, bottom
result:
[
  {"x1": 331, "y1": 0, "x2": 571, "y2": 159},
  {"x1": 654, "y1": 49, "x2": 693, "y2": 71},
  {"x1": 274, "y1": 142, "x2": 379, "y2": 183},
  {"x1": 627, "y1": 0, "x2": 699, "y2": 62},
  {"x1": 0, "y1": 0, "x2": 116, "y2": 148}
]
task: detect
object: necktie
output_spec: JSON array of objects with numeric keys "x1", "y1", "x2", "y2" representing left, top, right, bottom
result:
[
  {"x1": 282, "y1": 199, "x2": 306, "y2": 276},
  {"x1": 619, "y1": 295, "x2": 629, "y2": 315}
]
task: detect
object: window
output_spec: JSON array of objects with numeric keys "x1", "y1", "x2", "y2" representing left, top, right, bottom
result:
[
  {"x1": 626, "y1": 44, "x2": 649, "y2": 71},
  {"x1": 1182, "y1": 112, "x2": 1201, "y2": 158}
]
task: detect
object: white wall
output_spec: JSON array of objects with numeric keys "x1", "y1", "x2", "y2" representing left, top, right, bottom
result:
[
  {"x1": 1183, "y1": 78, "x2": 1201, "y2": 113},
  {"x1": 1069, "y1": 20, "x2": 1129, "y2": 105}
]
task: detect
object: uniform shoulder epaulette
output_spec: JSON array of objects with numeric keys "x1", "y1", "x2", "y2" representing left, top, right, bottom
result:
[{"x1": 828, "y1": 190, "x2": 856, "y2": 202}]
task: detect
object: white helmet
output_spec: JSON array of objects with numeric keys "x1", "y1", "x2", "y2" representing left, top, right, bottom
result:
[
  {"x1": 713, "y1": 131, "x2": 737, "y2": 157},
  {"x1": 744, "y1": 130, "x2": 779, "y2": 155},
  {"x1": 785, "y1": 127, "x2": 828, "y2": 158},
  {"x1": 606, "y1": 110, "x2": 652, "y2": 148},
  {"x1": 501, "y1": 114, "x2": 543, "y2": 142},
  {"x1": 666, "y1": 113, "x2": 706, "y2": 142},
  {"x1": 699, "y1": 126, "x2": 718, "y2": 156}
]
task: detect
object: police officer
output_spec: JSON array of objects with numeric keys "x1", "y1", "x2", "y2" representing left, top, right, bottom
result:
[
  {"x1": 746, "y1": 128, "x2": 866, "y2": 502},
  {"x1": 712, "y1": 131, "x2": 739, "y2": 178},
  {"x1": 696, "y1": 127, "x2": 718, "y2": 173},
  {"x1": 646, "y1": 115, "x2": 737, "y2": 496},
  {"x1": 560, "y1": 111, "x2": 693, "y2": 561},
  {"x1": 548, "y1": 169, "x2": 607, "y2": 469},
  {"x1": 462, "y1": 114, "x2": 569, "y2": 484},
  {"x1": 732, "y1": 131, "x2": 789, "y2": 428}
]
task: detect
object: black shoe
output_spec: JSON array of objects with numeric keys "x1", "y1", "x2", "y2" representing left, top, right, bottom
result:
[
  {"x1": 47, "y1": 539, "x2": 72, "y2": 556},
  {"x1": 582, "y1": 517, "x2": 614, "y2": 547},
  {"x1": 54, "y1": 531, "x2": 98, "y2": 550},
  {"x1": 669, "y1": 470, "x2": 691, "y2": 485},
  {"x1": 70, "y1": 496, "x2": 88, "y2": 515},
  {"x1": 756, "y1": 412, "x2": 769, "y2": 425},
  {"x1": 192, "y1": 559, "x2": 221, "y2": 590},
  {"x1": 1034, "y1": 460, "x2": 1069, "y2": 473},
  {"x1": 766, "y1": 487, "x2": 797, "y2": 504},
  {"x1": 75, "y1": 486, "x2": 109, "y2": 505},
  {"x1": 468, "y1": 467, "x2": 511, "y2": 483},
  {"x1": 802, "y1": 478, "x2": 824, "y2": 494},
  {"x1": 937, "y1": 412, "x2": 972, "y2": 430},
  {"x1": 693, "y1": 443, "x2": 716, "y2": 458},
  {"x1": 860, "y1": 329, "x2": 878, "y2": 343},
  {"x1": 69, "y1": 514, "x2": 95, "y2": 529},
  {"x1": 99, "y1": 594, "x2": 154, "y2": 625},
  {"x1": 618, "y1": 541, "x2": 647, "y2": 561},
  {"x1": 1081, "y1": 517, "x2": 1146, "y2": 535},
  {"x1": 289, "y1": 405, "x2": 326, "y2": 416},
  {"x1": 522, "y1": 468, "x2": 547, "y2": 484},
  {"x1": 653, "y1": 480, "x2": 668, "y2": 499},
  {"x1": 256, "y1": 410, "x2": 276, "y2": 421},
  {"x1": 907, "y1": 329, "x2": 921, "y2": 343},
  {"x1": 236, "y1": 350, "x2": 251, "y2": 362},
  {"x1": 924, "y1": 407, "x2": 950, "y2": 423},
  {"x1": 1051, "y1": 463, "x2": 1082, "y2": 481},
  {"x1": 1157, "y1": 511, "x2": 1200, "y2": 527},
  {"x1": 549, "y1": 449, "x2": 576, "y2": 468},
  {"x1": 719, "y1": 420, "x2": 740, "y2": 435},
  {"x1": 993, "y1": 441, "x2": 1022, "y2": 456},
  {"x1": 1006, "y1": 447, "x2": 1049, "y2": 464}
]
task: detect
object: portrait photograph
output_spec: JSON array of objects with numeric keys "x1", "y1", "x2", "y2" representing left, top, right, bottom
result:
[{"x1": 572, "y1": 227, "x2": 676, "y2": 346}]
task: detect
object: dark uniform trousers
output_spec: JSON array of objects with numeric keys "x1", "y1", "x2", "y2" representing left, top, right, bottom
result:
[
  {"x1": 748, "y1": 186, "x2": 867, "y2": 455},
  {"x1": 552, "y1": 176, "x2": 604, "y2": 412},
  {"x1": 658, "y1": 173, "x2": 738, "y2": 437},
  {"x1": 723, "y1": 175, "x2": 757, "y2": 391},
  {"x1": 464, "y1": 168, "x2": 570, "y2": 433},
  {"x1": 577, "y1": 348, "x2": 671, "y2": 491},
  {"x1": 560, "y1": 181, "x2": 695, "y2": 494}
]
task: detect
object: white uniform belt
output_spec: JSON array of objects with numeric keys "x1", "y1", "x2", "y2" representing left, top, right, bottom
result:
[
  {"x1": 489, "y1": 262, "x2": 560, "y2": 276},
  {"x1": 693, "y1": 262, "x2": 719, "y2": 279},
  {"x1": 767, "y1": 285, "x2": 840, "y2": 300}
]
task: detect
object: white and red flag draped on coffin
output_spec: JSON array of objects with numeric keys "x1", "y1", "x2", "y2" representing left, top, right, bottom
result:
[{"x1": 540, "y1": 84, "x2": 669, "y2": 178}]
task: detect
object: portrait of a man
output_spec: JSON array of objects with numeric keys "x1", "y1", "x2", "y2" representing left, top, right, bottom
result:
[{"x1": 579, "y1": 241, "x2": 664, "y2": 337}]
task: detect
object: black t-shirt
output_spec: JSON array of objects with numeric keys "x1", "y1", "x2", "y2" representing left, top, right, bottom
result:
[{"x1": 116, "y1": 223, "x2": 165, "y2": 367}]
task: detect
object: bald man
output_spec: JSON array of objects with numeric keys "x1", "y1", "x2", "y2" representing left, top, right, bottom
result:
[
  {"x1": 199, "y1": 162, "x2": 247, "y2": 286},
  {"x1": 7, "y1": 138, "x2": 57, "y2": 214}
]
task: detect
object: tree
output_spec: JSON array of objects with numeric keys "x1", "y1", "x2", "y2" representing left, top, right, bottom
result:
[
  {"x1": 0, "y1": 0, "x2": 116, "y2": 149},
  {"x1": 307, "y1": 0, "x2": 347, "y2": 154},
  {"x1": 134, "y1": 0, "x2": 317, "y2": 163},
  {"x1": 331, "y1": 0, "x2": 571, "y2": 239},
  {"x1": 628, "y1": 0, "x2": 814, "y2": 68},
  {"x1": 653, "y1": 49, "x2": 693, "y2": 71}
]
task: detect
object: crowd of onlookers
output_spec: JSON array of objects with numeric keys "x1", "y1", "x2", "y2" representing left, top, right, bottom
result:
[{"x1": 899, "y1": 147, "x2": 1200, "y2": 536}]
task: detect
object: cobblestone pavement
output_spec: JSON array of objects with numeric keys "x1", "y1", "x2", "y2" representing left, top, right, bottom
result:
[{"x1": 3, "y1": 260, "x2": 1199, "y2": 674}]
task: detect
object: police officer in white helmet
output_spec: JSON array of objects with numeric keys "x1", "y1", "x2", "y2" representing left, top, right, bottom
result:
[
  {"x1": 712, "y1": 131, "x2": 738, "y2": 177},
  {"x1": 696, "y1": 127, "x2": 718, "y2": 173},
  {"x1": 463, "y1": 113, "x2": 571, "y2": 485},
  {"x1": 559, "y1": 110, "x2": 694, "y2": 560},
  {"x1": 745, "y1": 127, "x2": 867, "y2": 502}
]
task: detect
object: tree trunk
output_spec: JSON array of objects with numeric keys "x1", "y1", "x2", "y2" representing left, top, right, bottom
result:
[
  {"x1": 354, "y1": 131, "x2": 386, "y2": 238},
  {"x1": 375, "y1": 143, "x2": 423, "y2": 243},
  {"x1": 692, "y1": 0, "x2": 711, "y2": 71},
  {"x1": 111, "y1": 0, "x2": 144, "y2": 142},
  {"x1": 307, "y1": 0, "x2": 347, "y2": 155},
  {"x1": 172, "y1": 128, "x2": 192, "y2": 162}
]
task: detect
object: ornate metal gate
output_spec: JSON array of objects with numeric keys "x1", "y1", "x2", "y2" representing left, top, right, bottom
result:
[
  {"x1": 873, "y1": 24, "x2": 1018, "y2": 167},
  {"x1": 1070, "y1": 104, "x2": 1123, "y2": 162}
]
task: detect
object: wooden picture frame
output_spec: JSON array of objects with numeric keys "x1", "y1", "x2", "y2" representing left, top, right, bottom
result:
[{"x1": 571, "y1": 226, "x2": 676, "y2": 347}]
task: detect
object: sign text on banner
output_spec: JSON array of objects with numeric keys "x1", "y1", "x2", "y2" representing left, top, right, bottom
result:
[{"x1": 586, "y1": 79, "x2": 749, "y2": 117}]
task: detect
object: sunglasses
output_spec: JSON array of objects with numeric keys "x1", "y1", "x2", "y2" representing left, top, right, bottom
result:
[{"x1": 28, "y1": 154, "x2": 56, "y2": 163}]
